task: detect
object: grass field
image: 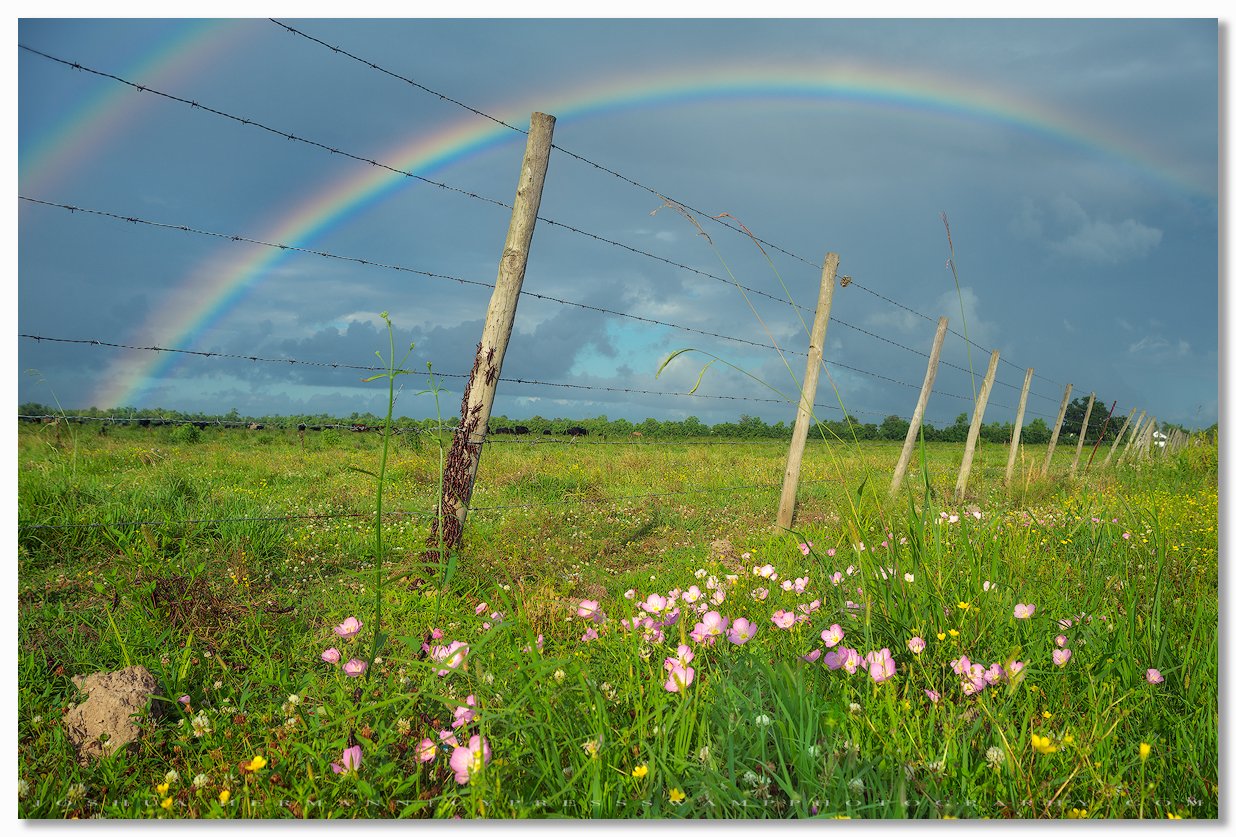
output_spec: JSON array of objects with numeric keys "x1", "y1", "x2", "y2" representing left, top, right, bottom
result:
[{"x1": 16, "y1": 421, "x2": 1218, "y2": 818}]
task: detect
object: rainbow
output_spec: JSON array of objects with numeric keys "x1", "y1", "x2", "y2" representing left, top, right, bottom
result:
[{"x1": 38, "y1": 42, "x2": 1205, "y2": 409}]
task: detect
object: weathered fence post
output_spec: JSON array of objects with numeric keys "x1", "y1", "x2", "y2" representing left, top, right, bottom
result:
[
  {"x1": 890, "y1": 316, "x2": 949, "y2": 495},
  {"x1": 1140, "y1": 418, "x2": 1158, "y2": 459},
  {"x1": 1041, "y1": 383, "x2": 1073, "y2": 477},
  {"x1": 1004, "y1": 366, "x2": 1034, "y2": 485},
  {"x1": 1102, "y1": 407, "x2": 1137, "y2": 466},
  {"x1": 1069, "y1": 392, "x2": 1096, "y2": 477},
  {"x1": 429, "y1": 112, "x2": 555, "y2": 556},
  {"x1": 954, "y1": 350, "x2": 1000, "y2": 503},
  {"x1": 777, "y1": 252, "x2": 840, "y2": 529},
  {"x1": 1116, "y1": 410, "x2": 1146, "y2": 466}
]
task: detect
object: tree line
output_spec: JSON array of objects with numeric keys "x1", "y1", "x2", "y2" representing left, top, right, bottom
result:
[{"x1": 18, "y1": 399, "x2": 1203, "y2": 442}]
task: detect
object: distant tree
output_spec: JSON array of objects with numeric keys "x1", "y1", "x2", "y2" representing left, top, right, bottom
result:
[
  {"x1": 1062, "y1": 397, "x2": 1112, "y2": 443},
  {"x1": 879, "y1": 414, "x2": 911, "y2": 442},
  {"x1": 1021, "y1": 417, "x2": 1051, "y2": 444}
]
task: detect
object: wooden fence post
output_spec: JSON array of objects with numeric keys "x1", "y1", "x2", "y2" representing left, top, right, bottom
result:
[
  {"x1": 1004, "y1": 366, "x2": 1034, "y2": 485},
  {"x1": 429, "y1": 112, "x2": 556, "y2": 556},
  {"x1": 890, "y1": 316, "x2": 949, "y2": 495},
  {"x1": 1139, "y1": 418, "x2": 1158, "y2": 459},
  {"x1": 1041, "y1": 383, "x2": 1073, "y2": 477},
  {"x1": 1116, "y1": 410, "x2": 1146, "y2": 466},
  {"x1": 1102, "y1": 407, "x2": 1136, "y2": 466},
  {"x1": 777, "y1": 252, "x2": 840, "y2": 529},
  {"x1": 1068, "y1": 392, "x2": 1096, "y2": 477},
  {"x1": 954, "y1": 350, "x2": 1000, "y2": 503}
]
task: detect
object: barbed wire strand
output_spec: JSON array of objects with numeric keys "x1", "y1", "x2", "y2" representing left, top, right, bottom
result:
[{"x1": 19, "y1": 195, "x2": 1062, "y2": 412}]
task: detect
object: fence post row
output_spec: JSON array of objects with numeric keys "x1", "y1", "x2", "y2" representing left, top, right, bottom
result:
[
  {"x1": 1069, "y1": 391, "x2": 1096, "y2": 478},
  {"x1": 1041, "y1": 383, "x2": 1074, "y2": 477},
  {"x1": 954, "y1": 349, "x2": 1000, "y2": 503},
  {"x1": 430, "y1": 111, "x2": 556, "y2": 555},
  {"x1": 777, "y1": 252, "x2": 840, "y2": 529},
  {"x1": 889, "y1": 316, "x2": 949, "y2": 496},
  {"x1": 1004, "y1": 366, "x2": 1034, "y2": 485}
]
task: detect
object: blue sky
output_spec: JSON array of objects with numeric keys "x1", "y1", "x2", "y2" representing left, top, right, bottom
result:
[{"x1": 15, "y1": 15, "x2": 1221, "y2": 429}]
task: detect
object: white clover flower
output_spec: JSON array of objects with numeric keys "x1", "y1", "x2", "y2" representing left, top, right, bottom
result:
[
  {"x1": 552, "y1": 669, "x2": 566, "y2": 683},
  {"x1": 18, "y1": 779, "x2": 29, "y2": 799},
  {"x1": 754, "y1": 714, "x2": 772, "y2": 727},
  {"x1": 192, "y1": 774, "x2": 209, "y2": 789},
  {"x1": 163, "y1": 770, "x2": 180, "y2": 785},
  {"x1": 985, "y1": 746, "x2": 1005, "y2": 769}
]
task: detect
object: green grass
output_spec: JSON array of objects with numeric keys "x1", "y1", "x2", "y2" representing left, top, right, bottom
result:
[{"x1": 16, "y1": 423, "x2": 1216, "y2": 818}]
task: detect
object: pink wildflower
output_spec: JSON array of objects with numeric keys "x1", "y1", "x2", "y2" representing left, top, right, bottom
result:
[
  {"x1": 343, "y1": 658, "x2": 368, "y2": 678},
  {"x1": 866, "y1": 648, "x2": 896, "y2": 683},
  {"x1": 581, "y1": 626, "x2": 599, "y2": 643},
  {"x1": 800, "y1": 649, "x2": 821, "y2": 663},
  {"x1": 925, "y1": 689, "x2": 940, "y2": 704},
  {"x1": 727, "y1": 618, "x2": 758, "y2": 645},
  {"x1": 798, "y1": 541, "x2": 812, "y2": 556},
  {"x1": 907, "y1": 636, "x2": 926, "y2": 655},
  {"x1": 330, "y1": 743, "x2": 363, "y2": 776},
  {"x1": 681, "y1": 585, "x2": 703, "y2": 604},
  {"x1": 333, "y1": 616, "x2": 363, "y2": 639},
  {"x1": 1014, "y1": 603, "x2": 1035, "y2": 619},
  {"x1": 1053, "y1": 648, "x2": 1072, "y2": 667},
  {"x1": 449, "y1": 736, "x2": 491, "y2": 785},
  {"x1": 820, "y1": 624, "x2": 844, "y2": 647},
  {"x1": 451, "y1": 695, "x2": 477, "y2": 729},
  {"x1": 416, "y1": 737, "x2": 436, "y2": 763},
  {"x1": 826, "y1": 548, "x2": 836, "y2": 557},
  {"x1": 475, "y1": 602, "x2": 488, "y2": 615},
  {"x1": 664, "y1": 662, "x2": 695, "y2": 693},
  {"x1": 577, "y1": 600, "x2": 603, "y2": 623},
  {"x1": 1146, "y1": 668, "x2": 1164, "y2": 684},
  {"x1": 771, "y1": 610, "x2": 796, "y2": 629}
]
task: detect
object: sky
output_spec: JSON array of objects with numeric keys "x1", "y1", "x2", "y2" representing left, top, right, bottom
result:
[{"x1": 15, "y1": 14, "x2": 1222, "y2": 431}]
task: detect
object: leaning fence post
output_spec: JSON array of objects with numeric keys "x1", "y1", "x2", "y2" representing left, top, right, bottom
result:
[
  {"x1": 777, "y1": 252, "x2": 840, "y2": 529},
  {"x1": 954, "y1": 350, "x2": 1000, "y2": 503},
  {"x1": 890, "y1": 316, "x2": 949, "y2": 495},
  {"x1": 1103, "y1": 407, "x2": 1136, "y2": 466},
  {"x1": 1004, "y1": 366, "x2": 1034, "y2": 485},
  {"x1": 1138, "y1": 418, "x2": 1158, "y2": 459},
  {"x1": 1041, "y1": 383, "x2": 1073, "y2": 477},
  {"x1": 1116, "y1": 410, "x2": 1146, "y2": 466},
  {"x1": 429, "y1": 111, "x2": 555, "y2": 556},
  {"x1": 1069, "y1": 392, "x2": 1096, "y2": 477}
]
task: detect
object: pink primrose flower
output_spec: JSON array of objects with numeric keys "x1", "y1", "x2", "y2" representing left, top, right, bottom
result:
[
  {"x1": 798, "y1": 542, "x2": 812, "y2": 556},
  {"x1": 343, "y1": 658, "x2": 368, "y2": 678},
  {"x1": 1055, "y1": 635, "x2": 1068, "y2": 647},
  {"x1": 333, "y1": 616, "x2": 363, "y2": 639},
  {"x1": 772, "y1": 610, "x2": 796, "y2": 630},
  {"x1": 907, "y1": 636, "x2": 926, "y2": 655},
  {"x1": 321, "y1": 647, "x2": 341, "y2": 664},
  {"x1": 1014, "y1": 603, "x2": 1035, "y2": 619},
  {"x1": 475, "y1": 602, "x2": 488, "y2": 615},
  {"x1": 451, "y1": 695, "x2": 477, "y2": 729},
  {"x1": 1053, "y1": 648, "x2": 1072, "y2": 667},
  {"x1": 581, "y1": 626, "x2": 599, "y2": 643},
  {"x1": 664, "y1": 662, "x2": 695, "y2": 693},
  {"x1": 330, "y1": 743, "x2": 363, "y2": 776},
  {"x1": 826, "y1": 548, "x2": 837, "y2": 558},
  {"x1": 416, "y1": 737, "x2": 436, "y2": 763},
  {"x1": 800, "y1": 649, "x2": 822, "y2": 663},
  {"x1": 1146, "y1": 668, "x2": 1164, "y2": 684},
  {"x1": 576, "y1": 600, "x2": 603, "y2": 622},
  {"x1": 866, "y1": 648, "x2": 896, "y2": 683},
  {"x1": 449, "y1": 736, "x2": 491, "y2": 785},
  {"x1": 924, "y1": 689, "x2": 940, "y2": 704},
  {"x1": 820, "y1": 624, "x2": 844, "y2": 647},
  {"x1": 727, "y1": 618, "x2": 758, "y2": 645},
  {"x1": 682, "y1": 586, "x2": 702, "y2": 604}
]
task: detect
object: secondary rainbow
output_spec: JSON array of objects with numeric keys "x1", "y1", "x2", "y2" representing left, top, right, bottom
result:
[{"x1": 82, "y1": 58, "x2": 1209, "y2": 409}]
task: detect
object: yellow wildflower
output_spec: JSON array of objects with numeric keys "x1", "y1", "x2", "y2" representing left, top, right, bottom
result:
[
  {"x1": 957, "y1": 602, "x2": 970, "y2": 611},
  {"x1": 156, "y1": 782, "x2": 170, "y2": 795},
  {"x1": 948, "y1": 629, "x2": 960, "y2": 638},
  {"x1": 631, "y1": 764, "x2": 649, "y2": 779},
  {"x1": 219, "y1": 789, "x2": 231, "y2": 804},
  {"x1": 1139, "y1": 742, "x2": 1151, "y2": 761},
  {"x1": 668, "y1": 787, "x2": 686, "y2": 805},
  {"x1": 1066, "y1": 808, "x2": 1088, "y2": 819},
  {"x1": 1031, "y1": 734, "x2": 1058, "y2": 754},
  {"x1": 937, "y1": 632, "x2": 947, "y2": 641},
  {"x1": 160, "y1": 797, "x2": 173, "y2": 810}
]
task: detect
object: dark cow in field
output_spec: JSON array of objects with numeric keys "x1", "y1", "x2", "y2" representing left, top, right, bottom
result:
[
  {"x1": 565, "y1": 426, "x2": 588, "y2": 437},
  {"x1": 543, "y1": 429, "x2": 552, "y2": 435},
  {"x1": 514, "y1": 425, "x2": 530, "y2": 435},
  {"x1": 194, "y1": 421, "x2": 209, "y2": 429},
  {"x1": 492, "y1": 427, "x2": 514, "y2": 435}
]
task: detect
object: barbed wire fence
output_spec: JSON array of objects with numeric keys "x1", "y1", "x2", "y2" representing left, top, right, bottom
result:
[{"x1": 18, "y1": 26, "x2": 1161, "y2": 541}]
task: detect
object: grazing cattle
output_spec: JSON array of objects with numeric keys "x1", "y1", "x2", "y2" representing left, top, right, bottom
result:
[
  {"x1": 310, "y1": 425, "x2": 322, "y2": 431},
  {"x1": 492, "y1": 427, "x2": 514, "y2": 435},
  {"x1": 565, "y1": 426, "x2": 588, "y2": 437},
  {"x1": 514, "y1": 425, "x2": 530, "y2": 435},
  {"x1": 138, "y1": 418, "x2": 151, "y2": 428},
  {"x1": 248, "y1": 423, "x2": 264, "y2": 430},
  {"x1": 297, "y1": 423, "x2": 307, "y2": 432},
  {"x1": 543, "y1": 429, "x2": 552, "y2": 435},
  {"x1": 194, "y1": 421, "x2": 208, "y2": 429},
  {"x1": 632, "y1": 431, "x2": 643, "y2": 438}
]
